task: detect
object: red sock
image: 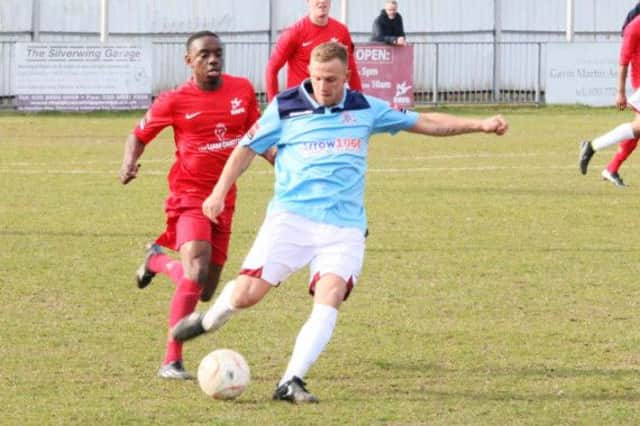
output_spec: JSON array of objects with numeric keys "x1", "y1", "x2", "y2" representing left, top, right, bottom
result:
[
  {"x1": 163, "y1": 277, "x2": 201, "y2": 365},
  {"x1": 607, "y1": 138, "x2": 638, "y2": 173},
  {"x1": 149, "y1": 254, "x2": 183, "y2": 286},
  {"x1": 163, "y1": 261, "x2": 184, "y2": 285},
  {"x1": 148, "y1": 253, "x2": 171, "y2": 275}
]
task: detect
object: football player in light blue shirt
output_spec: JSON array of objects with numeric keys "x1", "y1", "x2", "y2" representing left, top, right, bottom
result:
[
  {"x1": 173, "y1": 41, "x2": 508, "y2": 404},
  {"x1": 242, "y1": 67, "x2": 419, "y2": 231}
]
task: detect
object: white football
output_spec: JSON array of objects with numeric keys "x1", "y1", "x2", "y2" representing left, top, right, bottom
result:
[{"x1": 197, "y1": 349, "x2": 250, "y2": 400}]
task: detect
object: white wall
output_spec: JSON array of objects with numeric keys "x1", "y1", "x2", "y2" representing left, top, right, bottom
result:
[{"x1": 0, "y1": 0, "x2": 636, "y2": 99}]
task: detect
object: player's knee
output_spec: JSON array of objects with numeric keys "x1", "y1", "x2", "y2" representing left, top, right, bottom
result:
[
  {"x1": 631, "y1": 119, "x2": 640, "y2": 138},
  {"x1": 230, "y1": 278, "x2": 269, "y2": 309},
  {"x1": 183, "y1": 261, "x2": 209, "y2": 286}
]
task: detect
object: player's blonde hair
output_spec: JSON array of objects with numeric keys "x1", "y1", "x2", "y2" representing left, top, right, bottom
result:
[{"x1": 310, "y1": 42, "x2": 348, "y2": 66}]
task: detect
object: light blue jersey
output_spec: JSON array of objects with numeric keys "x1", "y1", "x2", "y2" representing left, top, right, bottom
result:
[{"x1": 240, "y1": 81, "x2": 419, "y2": 231}]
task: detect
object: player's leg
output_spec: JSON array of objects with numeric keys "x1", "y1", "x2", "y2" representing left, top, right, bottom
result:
[
  {"x1": 159, "y1": 239, "x2": 210, "y2": 379},
  {"x1": 273, "y1": 222, "x2": 364, "y2": 404},
  {"x1": 135, "y1": 207, "x2": 184, "y2": 289},
  {"x1": 602, "y1": 138, "x2": 637, "y2": 186},
  {"x1": 273, "y1": 274, "x2": 348, "y2": 404},
  {"x1": 581, "y1": 89, "x2": 640, "y2": 174},
  {"x1": 199, "y1": 264, "x2": 222, "y2": 302},
  {"x1": 199, "y1": 207, "x2": 234, "y2": 302},
  {"x1": 172, "y1": 211, "x2": 312, "y2": 342},
  {"x1": 135, "y1": 243, "x2": 184, "y2": 288},
  {"x1": 159, "y1": 207, "x2": 214, "y2": 379},
  {"x1": 171, "y1": 274, "x2": 273, "y2": 342}
]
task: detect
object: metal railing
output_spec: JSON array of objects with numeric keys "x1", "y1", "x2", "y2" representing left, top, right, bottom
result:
[{"x1": 0, "y1": 40, "x2": 545, "y2": 108}]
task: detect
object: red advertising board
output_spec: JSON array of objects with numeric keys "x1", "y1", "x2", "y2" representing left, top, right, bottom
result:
[{"x1": 355, "y1": 44, "x2": 414, "y2": 108}]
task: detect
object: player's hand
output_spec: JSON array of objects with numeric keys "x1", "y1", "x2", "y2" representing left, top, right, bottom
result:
[
  {"x1": 616, "y1": 93, "x2": 627, "y2": 111},
  {"x1": 481, "y1": 115, "x2": 508, "y2": 136},
  {"x1": 202, "y1": 194, "x2": 225, "y2": 223},
  {"x1": 396, "y1": 37, "x2": 407, "y2": 46},
  {"x1": 119, "y1": 162, "x2": 140, "y2": 184}
]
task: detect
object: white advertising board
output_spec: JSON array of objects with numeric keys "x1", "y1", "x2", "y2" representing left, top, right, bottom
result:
[
  {"x1": 13, "y1": 43, "x2": 152, "y2": 111},
  {"x1": 546, "y1": 42, "x2": 630, "y2": 106}
]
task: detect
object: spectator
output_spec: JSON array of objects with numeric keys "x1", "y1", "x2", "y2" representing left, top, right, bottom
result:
[{"x1": 371, "y1": 0, "x2": 407, "y2": 46}]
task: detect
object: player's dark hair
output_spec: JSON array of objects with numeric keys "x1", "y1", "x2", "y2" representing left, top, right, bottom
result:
[
  {"x1": 622, "y1": 2, "x2": 640, "y2": 35},
  {"x1": 186, "y1": 31, "x2": 220, "y2": 51}
]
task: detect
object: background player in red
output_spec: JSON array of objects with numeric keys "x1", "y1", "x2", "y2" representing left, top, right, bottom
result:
[
  {"x1": 265, "y1": 0, "x2": 362, "y2": 102},
  {"x1": 119, "y1": 31, "x2": 270, "y2": 379},
  {"x1": 579, "y1": 2, "x2": 640, "y2": 187}
]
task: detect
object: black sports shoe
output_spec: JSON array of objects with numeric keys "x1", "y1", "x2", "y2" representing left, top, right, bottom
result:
[
  {"x1": 135, "y1": 243, "x2": 163, "y2": 289},
  {"x1": 601, "y1": 169, "x2": 626, "y2": 187},
  {"x1": 273, "y1": 376, "x2": 319, "y2": 404},
  {"x1": 171, "y1": 312, "x2": 206, "y2": 342},
  {"x1": 157, "y1": 360, "x2": 193, "y2": 380},
  {"x1": 579, "y1": 140, "x2": 595, "y2": 175}
]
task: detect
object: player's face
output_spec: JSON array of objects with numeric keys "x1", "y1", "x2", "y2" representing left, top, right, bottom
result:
[
  {"x1": 308, "y1": 0, "x2": 331, "y2": 23},
  {"x1": 308, "y1": 57, "x2": 349, "y2": 107},
  {"x1": 385, "y1": 3, "x2": 398, "y2": 19},
  {"x1": 185, "y1": 36, "x2": 224, "y2": 90}
]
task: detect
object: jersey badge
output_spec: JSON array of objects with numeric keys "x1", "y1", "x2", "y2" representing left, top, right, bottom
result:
[
  {"x1": 230, "y1": 98, "x2": 246, "y2": 115},
  {"x1": 341, "y1": 111, "x2": 356, "y2": 125},
  {"x1": 215, "y1": 123, "x2": 227, "y2": 141}
]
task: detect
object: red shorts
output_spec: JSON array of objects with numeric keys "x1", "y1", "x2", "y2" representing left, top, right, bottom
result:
[{"x1": 155, "y1": 194, "x2": 235, "y2": 265}]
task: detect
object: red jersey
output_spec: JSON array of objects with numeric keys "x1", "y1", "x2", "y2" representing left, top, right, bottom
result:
[
  {"x1": 265, "y1": 16, "x2": 363, "y2": 101},
  {"x1": 621, "y1": 15, "x2": 640, "y2": 89},
  {"x1": 133, "y1": 75, "x2": 259, "y2": 205}
]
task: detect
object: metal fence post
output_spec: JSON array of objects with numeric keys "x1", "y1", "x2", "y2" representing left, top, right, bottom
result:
[
  {"x1": 535, "y1": 42, "x2": 542, "y2": 105},
  {"x1": 493, "y1": 0, "x2": 502, "y2": 102},
  {"x1": 100, "y1": 0, "x2": 109, "y2": 43},
  {"x1": 32, "y1": 0, "x2": 40, "y2": 41},
  {"x1": 433, "y1": 43, "x2": 439, "y2": 106}
]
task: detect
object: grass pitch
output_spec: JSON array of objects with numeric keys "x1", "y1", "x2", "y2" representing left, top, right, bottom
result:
[{"x1": 1, "y1": 107, "x2": 640, "y2": 425}]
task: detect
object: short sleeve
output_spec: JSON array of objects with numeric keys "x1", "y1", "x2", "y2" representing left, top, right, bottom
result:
[
  {"x1": 244, "y1": 82, "x2": 261, "y2": 129},
  {"x1": 239, "y1": 99, "x2": 282, "y2": 154},
  {"x1": 133, "y1": 91, "x2": 174, "y2": 144},
  {"x1": 368, "y1": 96, "x2": 419, "y2": 135}
]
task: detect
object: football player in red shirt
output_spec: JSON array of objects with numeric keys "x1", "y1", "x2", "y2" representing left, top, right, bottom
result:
[
  {"x1": 119, "y1": 31, "x2": 272, "y2": 379},
  {"x1": 265, "y1": 0, "x2": 362, "y2": 102},
  {"x1": 579, "y1": 3, "x2": 640, "y2": 187}
]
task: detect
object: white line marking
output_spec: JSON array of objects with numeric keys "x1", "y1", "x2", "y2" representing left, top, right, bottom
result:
[
  {"x1": 0, "y1": 152, "x2": 575, "y2": 169},
  {"x1": 0, "y1": 165, "x2": 618, "y2": 176}
]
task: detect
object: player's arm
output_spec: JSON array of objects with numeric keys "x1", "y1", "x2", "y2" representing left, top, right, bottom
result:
[
  {"x1": 259, "y1": 146, "x2": 277, "y2": 165},
  {"x1": 266, "y1": 27, "x2": 299, "y2": 102},
  {"x1": 204, "y1": 99, "x2": 282, "y2": 221},
  {"x1": 119, "y1": 134, "x2": 145, "y2": 184},
  {"x1": 408, "y1": 112, "x2": 508, "y2": 137},
  {"x1": 245, "y1": 83, "x2": 277, "y2": 166},
  {"x1": 617, "y1": 25, "x2": 637, "y2": 110},
  {"x1": 617, "y1": 64, "x2": 629, "y2": 110},
  {"x1": 120, "y1": 92, "x2": 173, "y2": 184},
  {"x1": 343, "y1": 33, "x2": 363, "y2": 91},
  {"x1": 203, "y1": 145, "x2": 258, "y2": 222}
]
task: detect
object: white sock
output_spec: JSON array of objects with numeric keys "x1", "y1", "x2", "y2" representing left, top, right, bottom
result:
[
  {"x1": 592, "y1": 123, "x2": 635, "y2": 151},
  {"x1": 278, "y1": 303, "x2": 338, "y2": 386},
  {"x1": 202, "y1": 280, "x2": 238, "y2": 331}
]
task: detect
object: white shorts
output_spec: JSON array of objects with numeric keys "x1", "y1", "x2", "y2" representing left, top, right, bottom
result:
[
  {"x1": 629, "y1": 88, "x2": 640, "y2": 111},
  {"x1": 239, "y1": 211, "x2": 366, "y2": 298}
]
